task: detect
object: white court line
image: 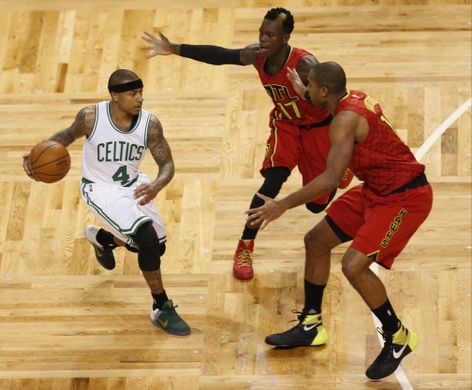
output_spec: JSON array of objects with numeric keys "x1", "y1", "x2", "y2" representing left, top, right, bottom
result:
[
  {"x1": 369, "y1": 97, "x2": 472, "y2": 389},
  {"x1": 414, "y1": 97, "x2": 472, "y2": 162},
  {"x1": 370, "y1": 262, "x2": 414, "y2": 390}
]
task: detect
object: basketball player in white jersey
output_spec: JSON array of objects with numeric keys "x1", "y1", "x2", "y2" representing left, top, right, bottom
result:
[{"x1": 23, "y1": 69, "x2": 190, "y2": 336}]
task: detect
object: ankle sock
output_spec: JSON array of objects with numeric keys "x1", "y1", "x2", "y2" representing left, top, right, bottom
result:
[
  {"x1": 372, "y1": 299, "x2": 400, "y2": 333},
  {"x1": 304, "y1": 279, "x2": 326, "y2": 314},
  {"x1": 152, "y1": 290, "x2": 169, "y2": 310},
  {"x1": 241, "y1": 226, "x2": 258, "y2": 240}
]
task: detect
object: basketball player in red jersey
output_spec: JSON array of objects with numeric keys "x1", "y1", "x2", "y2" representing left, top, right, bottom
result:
[
  {"x1": 141, "y1": 8, "x2": 353, "y2": 280},
  {"x1": 246, "y1": 62, "x2": 433, "y2": 380}
]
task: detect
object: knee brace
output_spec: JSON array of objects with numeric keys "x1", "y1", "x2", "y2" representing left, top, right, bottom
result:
[
  {"x1": 250, "y1": 167, "x2": 289, "y2": 208},
  {"x1": 159, "y1": 243, "x2": 166, "y2": 257},
  {"x1": 132, "y1": 222, "x2": 161, "y2": 272},
  {"x1": 305, "y1": 188, "x2": 337, "y2": 214}
]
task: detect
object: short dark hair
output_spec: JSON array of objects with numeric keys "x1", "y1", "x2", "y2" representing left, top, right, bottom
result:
[
  {"x1": 108, "y1": 69, "x2": 139, "y2": 87},
  {"x1": 264, "y1": 7, "x2": 294, "y2": 34},
  {"x1": 312, "y1": 62, "x2": 347, "y2": 95}
]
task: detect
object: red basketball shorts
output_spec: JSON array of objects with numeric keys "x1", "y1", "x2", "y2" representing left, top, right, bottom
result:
[
  {"x1": 261, "y1": 116, "x2": 352, "y2": 205},
  {"x1": 326, "y1": 183, "x2": 433, "y2": 269}
]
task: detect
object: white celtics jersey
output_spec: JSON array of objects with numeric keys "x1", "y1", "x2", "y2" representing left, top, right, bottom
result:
[{"x1": 81, "y1": 101, "x2": 151, "y2": 186}]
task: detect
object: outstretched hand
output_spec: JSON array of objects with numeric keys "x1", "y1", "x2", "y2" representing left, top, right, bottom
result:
[
  {"x1": 245, "y1": 193, "x2": 287, "y2": 231},
  {"x1": 141, "y1": 31, "x2": 173, "y2": 59},
  {"x1": 287, "y1": 67, "x2": 307, "y2": 98}
]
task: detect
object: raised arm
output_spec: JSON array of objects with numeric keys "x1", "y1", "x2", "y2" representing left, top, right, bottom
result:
[
  {"x1": 133, "y1": 115, "x2": 175, "y2": 206},
  {"x1": 141, "y1": 30, "x2": 259, "y2": 66}
]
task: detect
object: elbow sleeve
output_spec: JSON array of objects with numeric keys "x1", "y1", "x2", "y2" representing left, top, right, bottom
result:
[{"x1": 180, "y1": 44, "x2": 243, "y2": 65}]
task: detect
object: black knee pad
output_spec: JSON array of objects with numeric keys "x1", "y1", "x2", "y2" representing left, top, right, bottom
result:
[
  {"x1": 133, "y1": 222, "x2": 161, "y2": 272},
  {"x1": 259, "y1": 167, "x2": 289, "y2": 198},
  {"x1": 305, "y1": 202, "x2": 329, "y2": 213},
  {"x1": 249, "y1": 167, "x2": 290, "y2": 209},
  {"x1": 305, "y1": 188, "x2": 337, "y2": 214},
  {"x1": 159, "y1": 243, "x2": 166, "y2": 257}
]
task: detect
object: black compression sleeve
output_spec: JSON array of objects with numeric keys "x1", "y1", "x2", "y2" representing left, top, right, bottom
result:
[{"x1": 180, "y1": 44, "x2": 243, "y2": 65}]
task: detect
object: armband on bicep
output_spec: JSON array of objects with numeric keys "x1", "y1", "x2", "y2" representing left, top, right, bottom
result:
[{"x1": 179, "y1": 44, "x2": 243, "y2": 65}]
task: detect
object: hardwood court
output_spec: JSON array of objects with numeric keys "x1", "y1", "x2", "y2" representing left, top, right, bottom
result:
[{"x1": 0, "y1": 1, "x2": 470, "y2": 389}]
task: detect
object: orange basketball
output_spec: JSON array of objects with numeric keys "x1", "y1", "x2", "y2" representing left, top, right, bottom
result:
[{"x1": 27, "y1": 140, "x2": 71, "y2": 183}]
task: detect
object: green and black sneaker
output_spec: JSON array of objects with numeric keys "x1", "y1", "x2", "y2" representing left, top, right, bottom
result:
[
  {"x1": 84, "y1": 225, "x2": 116, "y2": 270},
  {"x1": 150, "y1": 300, "x2": 191, "y2": 336}
]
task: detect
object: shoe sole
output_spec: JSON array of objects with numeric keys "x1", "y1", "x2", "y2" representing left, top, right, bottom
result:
[
  {"x1": 366, "y1": 331, "x2": 417, "y2": 380},
  {"x1": 265, "y1": 339, "x2": 327, "y2": 347},
  {"x1": 233, "y1": 271, "x2": 254, "y2": 280},
  {"x1": 266, "y1": 327, "x2": 328, "y2": 347},
  {"x1": 150, "y1": 316, "x2": 191, "y2": 336},
  {"x1": 233, "y1": 266, "x2": 254, "y2": 280},
  {"x1": 366, "y1": 349, "x2": 412, "y2": 380}
]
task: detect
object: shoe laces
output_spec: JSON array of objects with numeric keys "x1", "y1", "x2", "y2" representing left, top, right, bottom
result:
[
  {"x1": 165, "y1": 305, "x2": 178, "y2": 316},
  {"x1": 373, "y1": 327, "x2": 393, "y2": 364},
  {"x1": 236, "y1": 249, "x2": 253, "y2": 267},
  {"x1": 289, "y1": 309, "x2": 308, "y2": 325},
  {"x1": 158, "y1": 303, "x2": 179, "y2": 317}
]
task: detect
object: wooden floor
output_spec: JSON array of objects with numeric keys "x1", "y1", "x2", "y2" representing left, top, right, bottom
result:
[{"x1": 0, "y1": 0, "x2": 471, "y2": 389}]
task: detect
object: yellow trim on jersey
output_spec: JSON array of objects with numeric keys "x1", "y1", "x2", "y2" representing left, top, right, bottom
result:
[{"x1": 269, "y1": 116, "x2": 279, "y2": 167}]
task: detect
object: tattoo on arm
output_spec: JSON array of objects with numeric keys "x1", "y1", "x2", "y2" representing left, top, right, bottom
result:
[
  {"x1": 147, "y1": 116, "x2": 175, "y2": 189},
  {"x1": 49, "y1": 106, "x2": 95, "y2": 146}
]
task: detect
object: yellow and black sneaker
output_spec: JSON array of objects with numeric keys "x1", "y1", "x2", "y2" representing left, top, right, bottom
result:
[
  {"x1": 150, "y1": 300, "x2": 191, "y2": 336},
  {"x1": 366, "y1": 325, "x2": 418, "y2": 380},
  {"x1": 265, "y1": 311, "x2": 328, "y2": 347},
  {"x1": 84, "y1": 225, "x2": 116, "y2": 270}
]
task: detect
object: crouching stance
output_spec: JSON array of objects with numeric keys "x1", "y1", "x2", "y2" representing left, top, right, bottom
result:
[
  {"x1": 23, "y1": 69, "x2": 190, "y2": 336},
  {"x1": 247, "y1": 62, "x2": 432, "y2": 379}
]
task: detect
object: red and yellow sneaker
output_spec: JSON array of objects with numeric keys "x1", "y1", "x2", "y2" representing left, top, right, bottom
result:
[{"x1": 233, "y1": 239, "x2": 254, "y2": 280}]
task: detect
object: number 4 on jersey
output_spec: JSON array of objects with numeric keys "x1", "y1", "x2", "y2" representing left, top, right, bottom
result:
[{"x1": 112, "y1": 166, "x2": 130, "y2": 185}]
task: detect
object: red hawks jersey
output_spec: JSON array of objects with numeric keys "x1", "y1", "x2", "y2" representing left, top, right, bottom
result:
[
  {"x1": 257, "y1": 47, "x2": 330, "y2": 126},
  {"x1": 335, "y1": 90, "x2": 425, "y2": 196}
]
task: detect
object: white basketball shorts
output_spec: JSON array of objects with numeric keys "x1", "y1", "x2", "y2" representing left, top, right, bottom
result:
[{"x1": 80, "y1": 172, "x2": 166, "y2": 246}]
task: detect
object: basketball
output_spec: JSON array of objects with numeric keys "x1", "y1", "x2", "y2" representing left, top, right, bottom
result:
[{"x1": 27, "y1": 140, "x2": 71, "y2": 183}]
